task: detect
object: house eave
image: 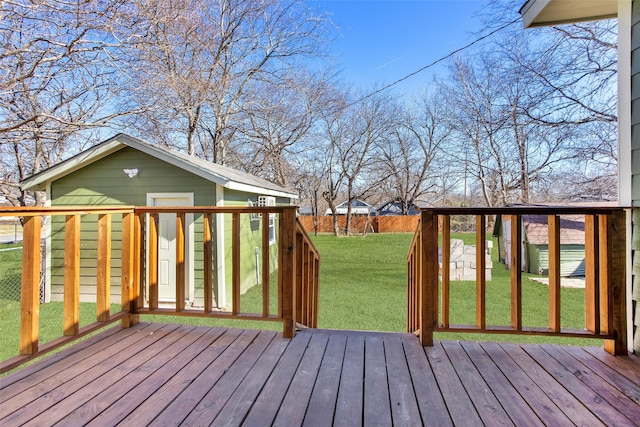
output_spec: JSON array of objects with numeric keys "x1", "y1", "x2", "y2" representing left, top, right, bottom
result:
[{"x1": 520, "y1": 0, "x2": 617, "y2": 28}]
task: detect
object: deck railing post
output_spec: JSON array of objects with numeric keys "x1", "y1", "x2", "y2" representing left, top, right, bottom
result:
[
  {"x1": 548, "y1": 215, "x2": 561, "y2": 332},
  {"x1": 176, "y1": 212, "x2": 186, "y2": 312},
  {"x1": 63, "y1": 214, "x2": 80, "y2": 336},
  {"x1": 295, "y1": 231, "x2": 304, "y2": 324},
  {"x1": 601, "y1": 210, "x2": 628, "y2": 355},
  {"x1": 281, "y1": 207, "x2": 296, "y2": 338},
  {"x1": 121, "y1": 211, "x2": 139, "y2": 328},
  {"x1": 510, "y1": 214, "x2": 522, "y2": 330},
  {"x1": 203, "y1": 213, "x2": 214, "y2": 313},
  {"x1": 97, "y1": 213, "x2": 111, "y2": 322},
  {"x1": 585, "y1": 214, "x2": 600, "y2": 333},
  {"x1": 476, "y1": 215, "x2": 486, "y2": 329},
  {"x1": 20, "y1": 215, "x2": 41, "y2": 355},
  {"x1": 148, "y1": 213, "x2": 159, "y2": 310},
  {"x1": 420, "y1": 210, "x2": 438, "y2": 346}
]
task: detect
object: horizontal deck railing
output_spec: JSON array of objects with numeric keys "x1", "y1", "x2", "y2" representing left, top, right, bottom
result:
[
  {"x1": 0, "y1": 205, "x2": 320, "y2": 373},
  {"x1": 407, "y1": 206, "x2": 628, "y2": 355}
]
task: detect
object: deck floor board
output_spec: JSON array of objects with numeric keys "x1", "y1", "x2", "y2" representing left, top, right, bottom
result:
[{"x1": 1, "y1": 323, "x2": 639, "y2": 426}]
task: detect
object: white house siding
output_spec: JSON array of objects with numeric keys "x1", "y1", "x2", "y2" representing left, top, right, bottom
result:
[{"x1": 632, "y1": 0, "x2": 640, "y2": 352}]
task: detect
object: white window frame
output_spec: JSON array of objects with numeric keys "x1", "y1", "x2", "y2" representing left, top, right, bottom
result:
[{"x1": 258, "y1": 196, "x2": 277, "y2": 245}]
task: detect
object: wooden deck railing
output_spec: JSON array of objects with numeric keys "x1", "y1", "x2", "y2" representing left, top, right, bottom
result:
[
  {"x1": 0, "y1": 206, "x2": 137, "y2": 373},
  {"x1": 407, "y1": 207, "x2": 628, "y2": 355},
  {"x1": 0, "y1": 205, "x2": 320, "y2": 373}
]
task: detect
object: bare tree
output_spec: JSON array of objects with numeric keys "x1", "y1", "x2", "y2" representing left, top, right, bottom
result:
[
  {"x1": 472, "y1": 0, "x2": 618, "y2": 203},
  {"x1": 337, "y1": 90, "x2": 396, "y2": 234},
  {"x1": 317, "y1": 89, "x2": 349, "y2": 236},
  {"x1": 377, "y1": 91, "x2": 450, "y2": 213},
  {"x1": 236, "y1": 70, "x2": 330, "y2": 187},
  {"x1": 121, "y1": 0, "x2": 332, "y2": 165},
  {"x1": 1, "y1": 0, "x2": 131, "y2": 206}
]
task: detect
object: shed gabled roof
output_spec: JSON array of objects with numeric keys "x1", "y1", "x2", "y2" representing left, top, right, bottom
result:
[
  {"x1": 21, "y1": 133, "x2": 297, "y2": 199},
  {"x1": 522, "y1": 214, "x2": 585, "y2": 245}
]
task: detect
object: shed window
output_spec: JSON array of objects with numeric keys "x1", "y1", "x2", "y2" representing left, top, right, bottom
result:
[{"x1": 258, "y1": 196, "x2": 277, "y2": 245}]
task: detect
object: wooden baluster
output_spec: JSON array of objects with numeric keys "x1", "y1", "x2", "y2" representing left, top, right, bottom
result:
[
  {"x1": 421, "y1": 210, "x2": 438, "y2": 346},
  {"x1": 203, "y1": 213, "x2": 213, "y2": 313},
  {"x1": 476, "y1": 215, "x2": 486, "y2": 330},
  {"x1": 121, "y1": 212, "x2": 139, "y2": 328},
  {"x1": 303, "y1": 241, "x2": 311, "y2": 325},
  {"x1": 232, "y1": 212, "x2": 240, "y2": 315},
  {"x1": 295, "y1": 232, "x2": 304, "y2": 324},
  {"x1": 134, "y1": 213, "x2": 143, "y2": 311},
  {"x1": 63, "y1": 215, "x2": 80, "y2": 336},
  {"x1": 148, "y1": 213, "x2": 159, "y2": 311},
  {"x1": 313, "y1": 256, "x2": 320, "y2": 328},
  {"x1": 584, "y1": 214, "x2": 599, "y2": 333},
  {"x1": 262, "y1": 213, "x2": 270, "y2": 317},
  {"x1": 441, "y1": 215, "x2": 451, "y2": 328},
  {"x1": 281, "y1": 208, "x2": 296, "y2": 338},
  {"x1": 510, "y1": 214, "x2": 522, "y2": 331},
  {"x1": 406, "y1": 250, "x2": 413, "y2": 333},
  {"x1": 175, "y1": 212, "x2": 185, "y2": 312},
  {"x1": 20, "y1": 215, "x2": 41, "y2": 355},
  {"x1": 97, "y1": 213, "x2": 111, "y2": 322},
  {"x1": 548, "y1": 214, "x2": 561, "y2": 332}
]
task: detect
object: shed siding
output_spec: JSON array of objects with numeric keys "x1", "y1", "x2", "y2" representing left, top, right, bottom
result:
[
  {"x1": 220, "y1": 190, "x2": 282, "y2": 308},
  {"x1": 632, "y1": 0, "x2": 640, "y2": 352},
  {"x1": 50, "y1": 147, "x2": 217, "y2": 305}
]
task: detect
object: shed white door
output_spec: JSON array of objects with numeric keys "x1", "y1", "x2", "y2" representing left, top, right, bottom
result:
[{"x1": 148, "y1": 193, "x2": 193, "y2": 302}]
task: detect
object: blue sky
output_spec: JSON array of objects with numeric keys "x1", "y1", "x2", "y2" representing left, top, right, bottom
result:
[{"x1": 314, "y1": 0, "x2": 489, "y2": 95}]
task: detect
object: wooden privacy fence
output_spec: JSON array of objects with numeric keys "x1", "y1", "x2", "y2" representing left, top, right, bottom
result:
[
  {"x1": 0, "y1": 205, "x2": 319, "y2": 373},
  {"x1": 299, "y1": 215, "x2": 420, "y2": 234},
  {"x1": 407, "y1": 206, "x2": 628, "y2": 355}
]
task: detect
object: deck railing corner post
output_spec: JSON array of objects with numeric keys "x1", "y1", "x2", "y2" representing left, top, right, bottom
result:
[
  {"x1": 281, "y1": 207, "x2": 297, "y2": 338},
  {"x1": 603, "y1": 210, "x2": 628, "y2": 355},
  {"x1": 420, "y1": 210, "x2": 437, "y2": 346}
]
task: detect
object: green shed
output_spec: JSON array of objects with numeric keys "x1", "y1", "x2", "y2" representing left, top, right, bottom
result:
[
  {"x1": 21, "y1": 133, "x2": 297, "y2": 309},
  {"x1": 494, "y1": 213, "x2": 588, "y2": 277}
]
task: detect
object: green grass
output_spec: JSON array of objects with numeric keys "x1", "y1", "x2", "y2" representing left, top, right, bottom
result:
[
  {"x1": 0, "y1": 233, "x2": 600, "y2": 363},
  {"x1": 310, "y1": 233, "x2": 597, "y2": 346},
  {"x1": 0, "y1": 244, "x2": 23, "y2": 300},
  {"x1": 0, "y1": 299, "x2": 123, "y2": 362}
]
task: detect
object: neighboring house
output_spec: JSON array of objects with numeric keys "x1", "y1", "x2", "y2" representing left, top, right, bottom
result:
[
  {"x1": 494, "y1": 214, "x2": 588, "y2": 277},
  {"x1": 520, "y1": 0, "x2": 637, "y2": 352},
  {"x1": 21, "y1": 133, "x2": 297, "y2": 309},
  {"x1": 325, "y1": 199, "x2": 375, "y2": 216},
  {"x1": 375, "y1": 200, "x2": 420, "y2": 216}
]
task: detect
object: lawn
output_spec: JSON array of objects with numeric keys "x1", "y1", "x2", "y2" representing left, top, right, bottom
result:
[
  {"x1": 309, "y1": 233, "x2": 596, "y2": 346},
  {"x1": 0, "y1": 232, "x2": 600, "y2": 363}
]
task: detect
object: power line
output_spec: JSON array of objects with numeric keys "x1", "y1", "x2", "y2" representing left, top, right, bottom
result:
[{"x1": 341, "y1": 17, "x2": 520, "y2": 111}]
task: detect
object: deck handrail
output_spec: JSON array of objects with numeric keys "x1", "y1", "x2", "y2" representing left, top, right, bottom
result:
[
  {"x1": 407, "y1": 206, "x2": 628, "y2": 355},
  {"x1": 0, "y1": 205, "x2": 320, "y2": 373}
]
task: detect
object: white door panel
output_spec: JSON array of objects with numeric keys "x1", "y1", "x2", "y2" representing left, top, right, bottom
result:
[{"x1": 148, "y1": 194, "x2": 193, "y2": 302}]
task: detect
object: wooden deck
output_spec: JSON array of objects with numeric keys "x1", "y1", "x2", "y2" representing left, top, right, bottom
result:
[{"x1": 1, "y1": 323, "x2": 639, "y2": 426}]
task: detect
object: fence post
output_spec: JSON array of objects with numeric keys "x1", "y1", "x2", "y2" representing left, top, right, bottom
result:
[
  {"x1": 420, "y1": 210, "x2": 438, "y2": 346},
  {"x1": 20, "y1": 215, "x2": 41, "y2": 355},
  {"x1": 281, "y1": 207, "x2": 296, "y2": 338}
]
